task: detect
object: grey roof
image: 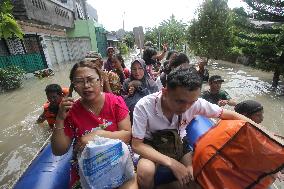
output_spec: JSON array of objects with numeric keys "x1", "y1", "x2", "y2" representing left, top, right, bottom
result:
[{"x1": 106, "y1": 33, "x2": 118, "y2": 41}]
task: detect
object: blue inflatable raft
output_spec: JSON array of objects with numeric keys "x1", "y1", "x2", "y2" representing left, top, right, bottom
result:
[
  {"x1": 13, "y1": 116, "x2": 213, "y2": 188},
  {"x1": 13, "y1": 143, "x2": 72, "y2": 189}
]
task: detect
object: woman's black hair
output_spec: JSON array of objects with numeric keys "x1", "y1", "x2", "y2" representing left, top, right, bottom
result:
[
  {"x1": 143, "y1": 48, "x2": 157, "y2": 65},
  {"x1": 113, "y1": 54, "x2": 126, "y2": 68},
  {"x1": 234, "y1": 100, "x2": 263, "y2": 116},
  {"x1": 166, "y1": 66, "x2": 201, "y2": 91},
  {"x1": 166, "y1": 50, "x2": 178, "y2": 60},
  {"x1": 170, "y1": 53, "x2": 189, "y2": 68}
]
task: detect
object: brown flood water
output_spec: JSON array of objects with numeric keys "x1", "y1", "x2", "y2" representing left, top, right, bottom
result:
[{"x1": 0, "y1": 57, "x2": 283, "y2": 188}]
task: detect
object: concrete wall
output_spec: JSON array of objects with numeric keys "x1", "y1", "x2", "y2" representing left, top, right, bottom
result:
[
  {"x1": 13, "y1": 0, "x2": 74, "y2": 28},
  {"x1": 43, "y1": 36, "x2": 91, "y2": 66},
  {"x1": 66, "y1": 20, "x2": 98, "y2": 51}
]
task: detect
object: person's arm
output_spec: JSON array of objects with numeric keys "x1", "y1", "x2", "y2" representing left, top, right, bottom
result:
[
  {"x1": 156, "y1": 44, "x2": 168, "y2": 61},
  {"x1": 131, "y1": 101, "x2": 172, "y2": 165},
  {"x1": 132, "y1": 138, "x2": 174, "y2": 167},
  {"x1": 220, "y1": 109, "x2": 256, "y2": 124},
  {"x1": 132, "y1": 138, "x2": 191, "y2": 186},
  {"x1": 218, "y1": 99, "x2": 237, "y2": 107},
  {"x1": 51, "y1": 97, "x2": 74, "y2": 156},
  {"x1": 218, "y1": 91, "x2": 237, "y2": 106},
  {"x1": 227, "y1": 99, "x2": 237, "y2": 106},
  {"x1": 79, "y1": 115, "x2": 132, "y2": 145},
  {"x1": 131, "y1": 101, "x2": 191, "y2": 186}
]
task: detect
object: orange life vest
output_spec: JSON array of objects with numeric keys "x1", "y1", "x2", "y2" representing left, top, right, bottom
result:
[
  {"x1": 44, "y1": 102, "x2": 56, "y2": 127},
  {"x1": 193, "y1": 120, "x2": 284, "y2": 189},
  {"x1": 43, "y1": 87, "x2": 69, "y2": 127}
]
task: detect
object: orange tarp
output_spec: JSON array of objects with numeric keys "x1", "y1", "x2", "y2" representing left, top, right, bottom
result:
[{"x1": 193, "y1": 120, "x2": 284, "y2": 189}]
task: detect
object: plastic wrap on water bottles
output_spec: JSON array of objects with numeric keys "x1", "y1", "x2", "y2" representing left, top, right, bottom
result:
[{"x1": 78, "y1": 136, "x2": 135, "y2": 189}]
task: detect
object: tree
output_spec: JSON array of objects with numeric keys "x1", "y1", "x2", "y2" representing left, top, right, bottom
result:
[
  {"x1": 234, "y1": 0, "x2": 284, "y2": 88},
  {"x1": 243, "y1": 0, "x2": 284, "y2": 22},
  {"x1": 144, "y1": 15, "x2": 187, "y2": 51},
  {"x1": 187, "y1": 0, "x2": 233, "y2": 60},
  {"x1": 0, "y1": 0, "x2": 23, "y2": 39},
  {"x1": 145, "y1": 27, "x2": 159, "y2": 47},
  {"x1": 123, "y1": 31, "x2": 135, "y2": 49},
  {"x1": 159, "y1": 15, "x2": 187, "y2": 51}
]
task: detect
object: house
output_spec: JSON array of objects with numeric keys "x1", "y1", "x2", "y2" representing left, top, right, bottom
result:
[
  {"x1": 0, "y1": 0, "x2": 96, "y2": 72},
  {"x1": 67, "y1": 2, "x2": 109, "y2": 57},
  {"x1": 106, "y1": 32, "x2": 119, "y2": 49}
]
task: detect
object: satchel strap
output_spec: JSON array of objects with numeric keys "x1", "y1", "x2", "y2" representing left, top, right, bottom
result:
[{"x1": 177, "y1": 115, "x2": 182, "y2": 135}]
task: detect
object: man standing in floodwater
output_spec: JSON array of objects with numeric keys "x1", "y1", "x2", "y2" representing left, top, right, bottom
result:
[
  {"x1": 201, "y1": 75, "x2": 237, "y2": 107},
  {"x1": 103, "y1": 46, "x2": 115, "y2": 71}
]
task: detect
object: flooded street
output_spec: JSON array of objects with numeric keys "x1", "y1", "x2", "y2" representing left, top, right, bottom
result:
[
  {"x1": 0, "y1": 56, "x2": 284, "y2": 188},
  {"x1": 0, "y1": 62, "x2": 73, "y2": 189},
  {"x1": 205, "y1": 60, "x2": 284, "y2": 134}
]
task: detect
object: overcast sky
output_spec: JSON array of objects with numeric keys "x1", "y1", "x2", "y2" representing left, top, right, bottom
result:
[{"x1": 87, "y1": 0, "x2": 246, "y2": 31}]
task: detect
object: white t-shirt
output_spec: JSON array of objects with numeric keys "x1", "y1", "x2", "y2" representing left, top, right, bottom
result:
[{"x1": 132, "y1": 92, "x2": 222, "y2": 140}]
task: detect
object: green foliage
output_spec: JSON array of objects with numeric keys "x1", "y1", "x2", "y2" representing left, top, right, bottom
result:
[
  {"x1": 242, "y1": 0, "x2": 284, "y2": 22},
  {"x1": 145, "y1": 27, "x2": 159, "y2": 47},
  {"x1": 0, "y1": 66, "x2": 25, "y2": 91},
  {"x1": 232, "y1": 2, "x2": 284, "y2": 70},
  {"x1": 226, "y1": 46, "x2": 242, "y2": 62},
  {"x1": 187, "y1": 0, "x2": 233, "y2": 59},
  {"x1": 118, "y1": 42, "x2": 129, "y2": 55},
  {"x1": 123, "y1": 31, "x2": 135, "y2": 49},
  {"x1": 159, "y1": 15, "x2": 187, "y2": 51},
  {"x1": 145, "y1": 15, "x2": 187, "y2": 51},
  {"x1": 0, "y1": 0, "x2": 23, "y2": 39},
  {"x1": 232, "y1": 0, "x2": 284, "y2": 87}
]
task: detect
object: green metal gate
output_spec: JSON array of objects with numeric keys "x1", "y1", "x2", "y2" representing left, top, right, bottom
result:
[
  {"x1": 0, "y1": 53, "x2": 46, "y2": 72},
  {"x1": 95, "y1": 27, "x2": 107, "y2": 57},
  {"x1": 0, "y1": 35, "x2": 47, "y2": 73}
]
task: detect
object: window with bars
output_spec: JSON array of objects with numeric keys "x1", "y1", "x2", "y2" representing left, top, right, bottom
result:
[
  {"x1": 76, "y1": 2, "x2": 85, "y2": 19},
  {"x1": 55, "y1": 6, "x2": 70, "y2": 19},
  {"x1": 31, "y1": 0, "x2": 47, "y2": 11}
]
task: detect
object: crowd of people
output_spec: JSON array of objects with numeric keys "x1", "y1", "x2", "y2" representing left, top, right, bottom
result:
[{"x1": 37, "y1": 43, "x2": 282, "y2": 189}]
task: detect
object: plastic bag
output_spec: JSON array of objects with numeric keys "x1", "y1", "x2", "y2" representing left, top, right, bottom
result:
[{"x1": 78, "y1": 136, "x2": 135, "y2": 189}]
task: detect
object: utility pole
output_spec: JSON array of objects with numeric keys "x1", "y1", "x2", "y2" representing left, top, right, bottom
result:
[
  {"x1": 122, "y1": 11, "x2": 125, "y2": 31},
  {"x1": 158, "y1": 28, "x2": 161, "y2": 52}
]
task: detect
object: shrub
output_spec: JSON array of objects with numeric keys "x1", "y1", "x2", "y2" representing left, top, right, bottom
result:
[
  {"x1": 0, "y1": 66, "x2": 25, "y2": 91},
  {"x1": 224, "y1": 46, "x2": 242, "y2": 63},
  {"x1": 118, "y1": 42, "x2": 129, "y2": 55}
]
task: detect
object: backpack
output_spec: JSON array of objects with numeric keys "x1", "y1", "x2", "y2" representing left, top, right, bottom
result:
[
  {"x1": 144, "y1": 115, "x2": 188, "y2": 161},
  {"x1": 150, "y1": 129, "x2": 185, "y2": 161}
]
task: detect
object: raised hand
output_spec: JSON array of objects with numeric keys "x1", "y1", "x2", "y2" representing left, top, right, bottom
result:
[
  {"x1": 57, "y1": 97, "x2": 74, "y2": 120},
  {"x1": 162, "y1": 43, "x2": 168, "y2": 52},
  {"x1": 218, "y1": 100, "x2": 228, "y2": 107}
]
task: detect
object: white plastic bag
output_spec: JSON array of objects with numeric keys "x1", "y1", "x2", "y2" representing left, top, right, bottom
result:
[{"x1": 78, "y1": 136, "x2": 135, "y2": 189}]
